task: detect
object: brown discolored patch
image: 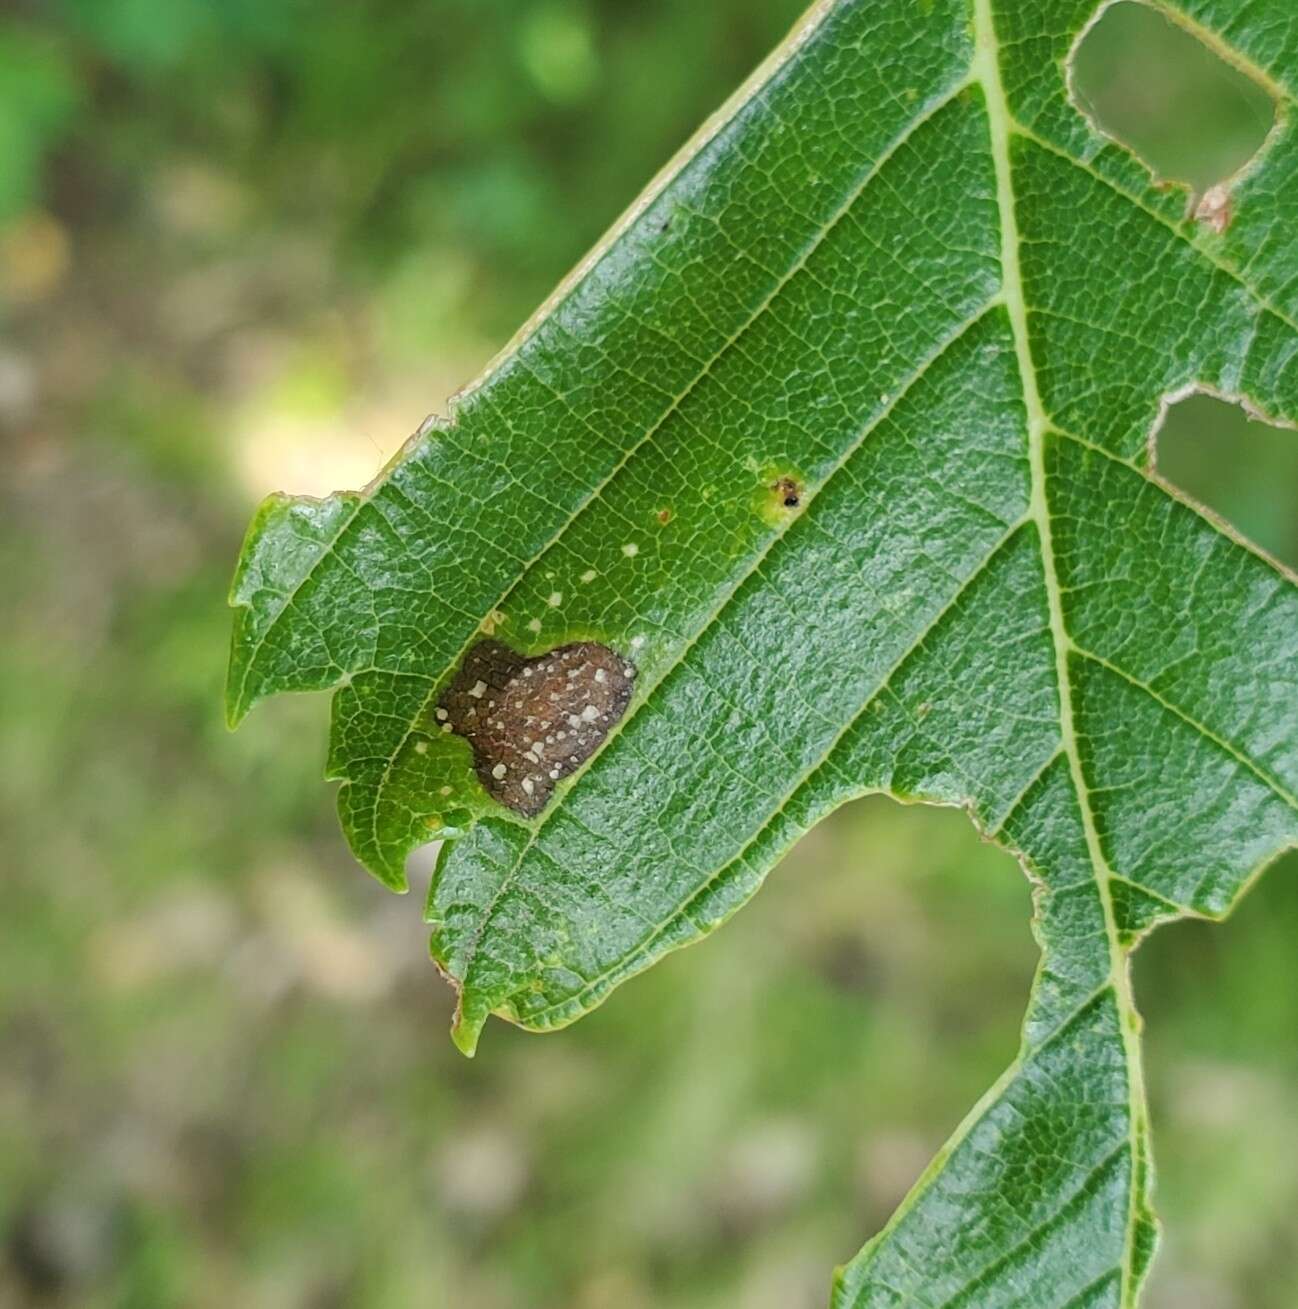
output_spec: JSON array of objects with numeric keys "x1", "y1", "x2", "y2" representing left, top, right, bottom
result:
[
  {"x1": 1194, "y1": 183, "x2": 1233, "y2": 234},
  {"x1": 437, "y1": 639, "x2": 637, "y2": 817},
  {"x1": 772, "y1": 476, "x2": 802, "y2": 509}
]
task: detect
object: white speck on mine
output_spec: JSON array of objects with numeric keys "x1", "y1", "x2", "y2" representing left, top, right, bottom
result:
[
  {"x1": 435, "y1": 707, "x2": 449, "y2": 721},
  {"x1": 468, "y1": 680, "x2": 487, "y2": 698},
  {"x1": 491, "y1": 763, "x2": 507, "y2": 779}
]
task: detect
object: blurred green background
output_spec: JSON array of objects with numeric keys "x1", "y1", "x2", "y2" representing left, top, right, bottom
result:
[{"x1": 2, "y1": 2, "x2": 1295, "y2": 1306}]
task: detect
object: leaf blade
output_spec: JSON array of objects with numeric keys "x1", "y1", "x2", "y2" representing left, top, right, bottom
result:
[{"x1": 228, "y1": 0, "x2": 1298, "y2": 1301}]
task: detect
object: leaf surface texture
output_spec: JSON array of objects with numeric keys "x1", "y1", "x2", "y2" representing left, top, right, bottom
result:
[{"x1": 227, "y1": 1, "x2": 1298, "y2": 1301}]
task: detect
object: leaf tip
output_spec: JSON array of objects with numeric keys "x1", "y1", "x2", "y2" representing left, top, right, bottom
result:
[
  {"x1": 223, "y1": 683, "x2": 249, "y2": 732},
  {"x1": 429, "y1": 930, "x2": 484, "y2": 1057},
  {"x1": 447, "y1": 979, "x2": 486, "y2": 1057},
  {"x1": 450, "y1": 1016, "x2": 482, "y2": 1058},
  {"x1": 336, "y1": 787, "x2": 413, "y2": 895},
  {"x1": 223, "y1": 488, "x2": 366, "y2": 729},
  {"x1": 371, "y1": 862, "x2": 410, "y2": 896}
]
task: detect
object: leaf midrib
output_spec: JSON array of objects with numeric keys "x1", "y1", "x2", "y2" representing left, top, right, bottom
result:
[{"x1": 974, "y1": 3, "x2": 1146, "y2": 1302}]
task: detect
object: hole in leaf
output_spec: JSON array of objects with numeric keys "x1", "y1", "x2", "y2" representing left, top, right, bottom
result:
[
  {"x1": 583, "y1": 795, "x2": 1039, "y2": 1249},
  {"x1": 1134, "y1": 848, "x2": 1298, "y2": 1296},
  {"x1": 1071, "y1": 2, "x2": 1275, "y2": 193},
  {"x1": 1155, "y1": 393, "x2": 1298, "y2": 572}
]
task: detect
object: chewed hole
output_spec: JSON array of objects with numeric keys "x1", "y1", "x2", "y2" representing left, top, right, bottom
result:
[
  {"x1": 1156, "y1": 394, "x2": 1298, "y2": 572},
  {"x1": 1071, "y1": 2, "x2": 1276, "y2": 193}
]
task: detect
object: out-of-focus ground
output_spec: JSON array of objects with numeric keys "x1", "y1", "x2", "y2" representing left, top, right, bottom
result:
[{"x1": 1, "y1": 3, "x2": 1295, "y2": 1306}]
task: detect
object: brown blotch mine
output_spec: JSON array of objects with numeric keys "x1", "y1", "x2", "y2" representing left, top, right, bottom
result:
[
  {"x1": 772, "y1": 476, "x2": 802, "y2": 509},
  {"x1": 438, "y1": 639, "x2": 637, "y2": 817}
]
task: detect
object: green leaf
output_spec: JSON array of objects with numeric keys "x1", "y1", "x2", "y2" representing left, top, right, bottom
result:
[{"x1": 227, "y1": 0, "x2": 1298, "y2": 1302}]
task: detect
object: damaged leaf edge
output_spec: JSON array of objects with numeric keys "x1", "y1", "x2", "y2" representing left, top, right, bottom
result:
[
  {"x1": 1064, "y1": 0, "x2": 1287, "y2": 228},
  {"x1": 223, "y1": 0, "x2": 841, "y2": 733}
]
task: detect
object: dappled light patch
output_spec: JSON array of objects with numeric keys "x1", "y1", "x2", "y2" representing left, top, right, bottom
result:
[
  {"x1": 1154, "y1": 393, "x2": 1298, "y2": 574},
  {"x1": 1070, "y1": 2, "x2": 1275, "y2": 196}
]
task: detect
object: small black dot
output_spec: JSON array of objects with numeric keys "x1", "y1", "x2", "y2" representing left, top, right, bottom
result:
[{"x1": 772, "y1": 475, "x2": 803, "y2": 510}]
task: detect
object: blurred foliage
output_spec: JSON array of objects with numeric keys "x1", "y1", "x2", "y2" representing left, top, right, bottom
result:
[{"x1": 1, "y1": 2, "x2": 1295, "y2": 1307}]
